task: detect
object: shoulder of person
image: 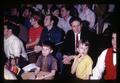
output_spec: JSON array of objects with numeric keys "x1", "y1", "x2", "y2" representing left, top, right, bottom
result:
[
  {"x1": 49, "y1": 55, "x2": 57, "y2": 61},
  {"x1": 38, "y1": 55, "x2": 44, "y2": 59},
  {"x1": 85, "y1": 55, "x2": 93, "y2": 63},
  {"x1": 101, "y1": 49, "x2": 108, "y2": 55},
  {"x1": 13, "y1": 35, "x2": 23, "y2": 44},
  {"x1": 97, "y1": 49, "x2": 108, "y2": 61},
  {"x1": 66, "y1": 30, "x2": 74, "y2": 34}
]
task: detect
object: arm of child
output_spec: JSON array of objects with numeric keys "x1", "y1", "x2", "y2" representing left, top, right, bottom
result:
[
  {"x1": 71, "y1": 57, "x2": 79, "y2": 74},
  {"x1": 34, "y1": 67, "x2": 40, "y2": 76},
  {"x1": 43, "y1": 70, "x2": 56, "y2": 80},
  {"x1": 63, "y1": 55, "x2": 75, "y2": 64},
  {"x1": 36, "y1": 70, "x2": 56, "y2": 80},
  {"x1": 34, "y1": 45, "x2": 42, "y2": 53},
  {"x1": 26, "y1": 38, "x2": 40, "y2": 48}
]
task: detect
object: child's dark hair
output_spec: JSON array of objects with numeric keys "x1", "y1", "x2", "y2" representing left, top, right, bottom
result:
[
  {"x1": 42, "y1": 41, "x2": 55, "y2": 50},
  {"x1": 79, "y1": 39, "x2": 90, "y2": 48}
]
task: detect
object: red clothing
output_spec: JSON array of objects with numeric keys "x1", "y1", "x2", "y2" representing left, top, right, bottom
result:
[
  {"x1": 104, "y1": 48, "x2": 116, "y2": 80},
  {"x1": 29, "y1": 26, "x2": 43, "y2": 47}
]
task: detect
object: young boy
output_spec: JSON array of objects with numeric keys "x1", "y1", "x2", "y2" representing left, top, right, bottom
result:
[
  {"x1": 22, "y1": 41, "x2": 57, "y2": 80},
  {"x1": 71, "y1": 40, "x2": 93, "y2": 80}
]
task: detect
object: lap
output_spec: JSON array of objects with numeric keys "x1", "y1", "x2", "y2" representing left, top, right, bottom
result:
[
  {"x1": 37, "y1": 71, "x2": 54, "y2": 80},
  {"x1": 21, "y1": 71, "x2": 54, "y2": 80},
  {"x1": 21, "y1": 72, "x2": 35, "y2": 80}
]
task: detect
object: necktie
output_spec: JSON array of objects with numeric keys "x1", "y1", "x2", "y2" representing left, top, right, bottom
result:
[{"x1": 76, "y1": 34, "x2": 79, "y2": 49}]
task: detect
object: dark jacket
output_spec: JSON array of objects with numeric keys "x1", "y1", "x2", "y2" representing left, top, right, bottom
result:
[
  {"x1": 63, "y1": 27, "x2": 93, "y2": 55},
  {"x1": 38, "y1": 26, "x2": 65, "y2": 51}
]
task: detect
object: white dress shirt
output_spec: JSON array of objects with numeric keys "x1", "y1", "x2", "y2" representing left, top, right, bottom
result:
[
  {"x1": 79, "y1": 8, "x2": 96, "y2": 29},
  {"x1": 57, "y1": 16, "x2": 72, "y2": 33},
  {"x1": 90, "y1": 49, "x2": 116, "y2": 80},
  {"x1": 74, "y1": 32, "x2": 81, "y2": 51},
  {"x1": 4, "y1": 35, "x2": 28, "y2": 60}
]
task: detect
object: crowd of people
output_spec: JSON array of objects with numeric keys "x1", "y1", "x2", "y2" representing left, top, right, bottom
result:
[{"x1": 3, "y1": 4, "x2": 117, "y2": 80}]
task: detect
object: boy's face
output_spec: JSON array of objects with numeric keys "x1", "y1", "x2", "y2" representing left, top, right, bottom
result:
[
  {"x1": 77, "y1": 43, "x2": 88, "y2": 56},
  {"x1": 30, "y1": 17, "x2": 36, "y2": 26},
  {"x1": 42, "y1": 46, "x2": 53, "y2": 57},
  {"x1": 30, "y1": 16, "x2": 39, "y2": 26}
]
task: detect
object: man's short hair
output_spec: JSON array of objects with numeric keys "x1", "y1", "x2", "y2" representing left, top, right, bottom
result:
[
  {"x1": 4, "y1": 22, "x2": 20, "y2": 36},
  {"x1": 69, "y1": 17, "x2": 82, "y2": 26},
  {"x1": 46, "y1": 14, "x2": 58, "y2": 26},
  {"x1": 42, "y1": 40, "x2": 55, "y2": 50},
  {"x1": 60, "y1": 4, "x2": 71, "y2": 11}
]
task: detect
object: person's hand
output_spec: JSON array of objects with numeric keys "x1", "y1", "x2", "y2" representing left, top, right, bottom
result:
[
  {"x1": 63, "y1": 55, "x2": 69, "y2": 59},
  {"x1": 34, "y1": 45, "x2": 42, "y2": 53},
  {"x1": 36, "y1": 75, "x2": 44, "y2": 80},
  {"x1": 75, "y1": 54, "x2": 84, "y2": 63},
  {"x1": 62, "y1": 55, "x2": 71, "y2": 64}
]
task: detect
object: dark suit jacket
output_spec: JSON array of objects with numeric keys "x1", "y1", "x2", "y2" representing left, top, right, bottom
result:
[{"x1": 62, "y1": 28, "x2": 93, "y2": 55}]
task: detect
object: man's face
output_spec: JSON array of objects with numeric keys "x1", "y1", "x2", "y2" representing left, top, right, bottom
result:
[
  {"x1": 60, "y1": 7, "x2": 69, "y2": 18},
  {"x1": 23, "y1": 9, "x2": 30, "y2": 17},
  {"x1": 78, "y1": 43, "x2": 88, "y2": 56},
  {"x1": 42, "y1": 46, "x2": 53, "y2": 57},
  {"x1": 52, "y1": 9, "x2": 59, "y2": 17},
  {"x1": 81, "y1": 4, "x2": 87, "y2": 10},
  {"x1": 112, "y1": 33, "x2": 116, "y2": 50},
  {"x1": 71, "y1": 21, "x2": 82, "y2": 33},
  {"x1": 4, "y1": 25, "x2": 9, "y2": 37},
  {"x1": 44, "y1": 15, "x2": 51, "y2": 27}
]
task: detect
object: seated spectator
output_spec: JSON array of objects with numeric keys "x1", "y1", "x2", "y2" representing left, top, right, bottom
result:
[
  {"x1": 62, "y1": 17, "x2": 92, "y2": 57},
  {"x1": 79, "y1": 4, "x2": 96, "y2": 30},
  {"x1": 34, "y1": 14, "x2": 65, "y2": 74},
  {"x1": 21, "y1": 7, "x2": 33, "y2": 29},
  {"x1": 21, "y1": 41, "x2": 57, "y2": 80},
  {"x1": 58, "y1": 4, "x2": 72, "y2": 33},
  {"x1": 90, "y1": 31, "x2": 116, "y2": 80},
  {"x1": 26, "y1": 12, "x2": 43, "y2": 63},
  {"x1": 71, "y1": 40, "x2": 93, "y2": 80},
  {"x1": 4, "y1": 22, "x2": 28, "y2": 75},
  {"x1": 51, "y1": 5, "x2": 60, "y2": 18},
  {"x1": 61, "y1": 17, "x2": 92, "y2": 79},
  {"x1": 26, "y1": 12, "x2": 43, "y2": 49},
  {"x1": 42, "y1": 4, "x2": 53, "y2": 15}
]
